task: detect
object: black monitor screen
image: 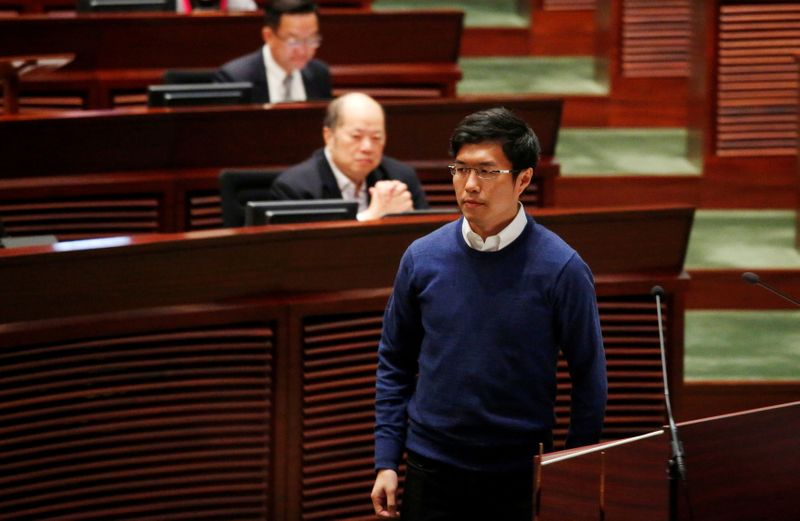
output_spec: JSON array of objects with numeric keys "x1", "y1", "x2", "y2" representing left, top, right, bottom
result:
[
  {"x1": 245, "y1": 200, "x2": 359, "y2": 227},
  {"x1": 77, "y1": 0, "x2": 176, "y2": 12},
  {"x1": 147, "y1": 83, "x2": 253, "y2": 108}
]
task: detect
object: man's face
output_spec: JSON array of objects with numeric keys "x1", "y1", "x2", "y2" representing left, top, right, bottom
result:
[
  {"x1": 324, "y1": 99, "x2": 386, "y2": 183},
  {"x1": 262, "y1": 12, "x2": 320, "y2": 74},
  {"x1": 453, "y1": 141, "x2": 532, "y2": 238}
]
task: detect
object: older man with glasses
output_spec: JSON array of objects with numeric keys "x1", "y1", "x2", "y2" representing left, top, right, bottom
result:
[
  {"x1": 371, "y1": 107, "x2": 608, "y2": 520},
  {"x1": 214, "y1": 0, "x2": 330, "y2": 103}
]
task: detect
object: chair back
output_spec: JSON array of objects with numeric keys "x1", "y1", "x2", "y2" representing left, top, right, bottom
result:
[
  {"x1": 219, "y1": 168, "x2": 284, "y2": 227},
  {"x1": 162, "y1": 69, "x2": 217, "y2": 84}
]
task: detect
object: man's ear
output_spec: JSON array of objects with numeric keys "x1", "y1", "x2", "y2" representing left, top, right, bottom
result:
[
  {"x1": 262, "y1": 26, "x2": 273, "y2": 45},
  {"x1": 516, "y1": 168, "x2": 533, "y2": 197},
  {"x1": 323, "y1": 126, "x2": 333, "y2": 147}
]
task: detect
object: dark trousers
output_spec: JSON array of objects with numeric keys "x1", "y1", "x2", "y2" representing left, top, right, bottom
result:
[{"x1": 400, "y1": 451, "x2": 534, "y2": 521}]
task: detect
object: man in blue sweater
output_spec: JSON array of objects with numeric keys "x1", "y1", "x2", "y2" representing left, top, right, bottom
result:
[{"x1": 371, "y1": 108, "x2": 608, "y2": 520}]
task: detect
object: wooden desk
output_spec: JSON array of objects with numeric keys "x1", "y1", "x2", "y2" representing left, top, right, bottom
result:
[
  {"x1": 0, "y1": 205, "x2": 692, "y2": 520},
  {"x1": 0, "y1": 10, "x2": 463, "y2": 108},
  {"x1": 0, "y1": 53, "x2": 73, "y2": 114},
  {"x1": 536, "y1": 401, "x2": 799, "y2": 520},
  {"x1": 0, "y1": 0, "x2": 373, "y2": 13},
  {"x1": 0, "y1": 96, "x2": 562, "y2": 238}
]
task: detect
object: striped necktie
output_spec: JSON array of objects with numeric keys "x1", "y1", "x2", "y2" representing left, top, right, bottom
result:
[{"x1": 282, "y1": 74, "x2": 293, "y2": 102}]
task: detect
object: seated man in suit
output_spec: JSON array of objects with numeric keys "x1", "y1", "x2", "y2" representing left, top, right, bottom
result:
[
  {"x1": 213, "y1": 0, "x2": 331, "y2": 103},
  {"x1": 268, "y1": 92, "x2": 429, "y2": 221}
]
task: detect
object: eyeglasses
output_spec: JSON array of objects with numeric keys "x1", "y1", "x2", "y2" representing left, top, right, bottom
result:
[
  {"x1": 448, "y1": 165, "x2": 520, "y2": 180},
  {"x1": 275, "y1": 33, "x2": 323, "y2": 49}
]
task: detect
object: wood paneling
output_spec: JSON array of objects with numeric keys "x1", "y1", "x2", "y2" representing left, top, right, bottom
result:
[
  {"x1": 715, "y1": 3, "x2": 800, "y2": 157},
  {"x1": 0, "y1": 10, "x2": 463, "y2": 110},
  {"x1": 595, "y1": 0, "x2": 691, "y2": 126},
  {"x1": 0, "y1": 311, "x2": 276, "y2": 520},
  {"x1": 689, "y1": 0, "x2": 800, "y2": 207},
  {"x1": 621, "y1": 0, "x2": 691, "y2": 78},
  {"x1": 0, "y1": 97, "x2": 562, "y2": 237},
  {"x1": 0, "y1": 0, "x2": 373, "y2": 13},
  {"x1": 537, "y1": 402, "x2": 800, "y2": 521},
  {"x1": 0, "y1": 208, "x2": 692, "y2": 520}
]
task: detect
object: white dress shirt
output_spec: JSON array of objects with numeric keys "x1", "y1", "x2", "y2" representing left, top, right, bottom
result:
[
  {"x1": 461, "y1": 203, "x2": 527, "y2": 251},
  {"x1": 262, "y1": 45, "x2": 307, "y2": 103}
]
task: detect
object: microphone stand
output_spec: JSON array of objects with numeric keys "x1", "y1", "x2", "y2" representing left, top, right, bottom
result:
[
  {"x1": 742, "y1": 272, "x2": 800, "y2": 307},
  {"x1": 651, "y1": 286, "x2": 688, "y2": 521}
]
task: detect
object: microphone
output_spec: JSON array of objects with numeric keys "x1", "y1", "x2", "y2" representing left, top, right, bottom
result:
[
  {"x1": 742, "y1": 272, "x2": 800, "y2": 307},
  {"x1": 651, "y1": 285, "x2": 687, "y2": 481}
]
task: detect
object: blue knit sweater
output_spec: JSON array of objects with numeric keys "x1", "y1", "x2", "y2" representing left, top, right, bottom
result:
[{"x1": 374, "y1": 215, "x2": 607, "y2": 472}]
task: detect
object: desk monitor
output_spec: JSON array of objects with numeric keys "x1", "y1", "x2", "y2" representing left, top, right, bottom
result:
[
  {"x1": 147, "y1": 83, "x2": 253, "y2": 108},
  {"x1": 245, "y1": 200, "x2": 359, "y2": 226},
  {"x1": 77, "y1": 0, "x2": 176, "y2": 11}
]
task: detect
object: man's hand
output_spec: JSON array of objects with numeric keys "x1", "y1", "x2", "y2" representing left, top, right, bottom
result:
[
  {"x1": 371, "y1": 468, "x2": 400, "y2": 518},
  {"x1": 360, "y1": 180, "x2": 414, "y2": 220}
]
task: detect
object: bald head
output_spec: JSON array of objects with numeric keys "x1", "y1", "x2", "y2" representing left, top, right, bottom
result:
[
  {"x1": 323, "y1": 93, "x2": 387, "y2": 182},
  {"x1": 324, "y1": 92, "x2": 384, "y2": 131}
]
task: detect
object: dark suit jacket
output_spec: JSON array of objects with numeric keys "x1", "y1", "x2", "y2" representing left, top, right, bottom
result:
[
  {"x1": 267, "y1": 149, "x2": 429, "y2": 211},
  {"x1": 213, "y1": 48, "x2": 332, "y2": 103}
]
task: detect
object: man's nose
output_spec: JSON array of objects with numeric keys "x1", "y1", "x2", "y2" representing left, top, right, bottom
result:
[
  {"x1": 359, "y1": 137, "x2": 374, "y2": 151},
  {"x1": 464, "y1": 170, "x2": 481, "y2": 190},
  {"x1": 464, "y1": 171, "x2": 481, "y2": 191}
]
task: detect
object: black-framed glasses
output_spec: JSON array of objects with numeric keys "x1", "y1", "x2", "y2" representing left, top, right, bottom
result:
[
  {"x1": 275, "y1": 33, "x2": 323, "y2": 49},
  {"x1": 448, "y1": 165, "x2": 520, "y2": 180}
]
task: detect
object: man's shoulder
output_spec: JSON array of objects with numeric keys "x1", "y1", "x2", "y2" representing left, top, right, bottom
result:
[
  {"x1": 277, "y1": 151, "x2": 326, "y2": 183},
  {"x1": 527, "y1": 217, "x2": 588, "y2": 271},
  {"x1": 218, "y1": 49, "x2": 262, "y2": 78},
  {"x1": 408, "y1": 219, "x2": 460, "y2": 254}
]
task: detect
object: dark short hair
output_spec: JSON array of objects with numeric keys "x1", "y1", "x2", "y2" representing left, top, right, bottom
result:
[
  {"x1": 264, "y1": 0, "x2": 318, "y2": 30},
  {"x1": 449, "y1": 107, "x2": 541, "y2": 173}
]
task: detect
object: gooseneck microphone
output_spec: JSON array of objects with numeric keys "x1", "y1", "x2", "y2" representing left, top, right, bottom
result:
[
  {"x1": 742, "y1": 272, "x2": 800, "y2": 307},
  {"x1": 651, "y1": 286, "x2": 687, "y2": 482}
]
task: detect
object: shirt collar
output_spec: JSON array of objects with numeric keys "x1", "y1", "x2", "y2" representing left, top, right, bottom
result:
[
  {"x1": 263, "y1": 44, "x2": 289, "y2": 83},
  {"x1": 461, "y1": 203, "x2": 527, "y2": 252},
  {"x1": 324, "y1": 148, "x2": 368, "y2": 208},
  {"x1": 263, "y1": 44, "x2": 303, "y2": 103}
]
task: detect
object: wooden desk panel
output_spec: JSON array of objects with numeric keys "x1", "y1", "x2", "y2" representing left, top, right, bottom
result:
[
  {"x1": 0, "y1": 206, "x2": 692, "y2": 520},
  {"x1": 0, "y1": 10, "x2": 463, "y2": 108},
  {"x1": 0, "y1": 11, "x2": 461, "y2": 68},
  {"x1": 0, "y1": 97, "x2": 562, "y2": 235},
  {"x1": 1, "y1": 0, "x2": 373, "y2": 13}
]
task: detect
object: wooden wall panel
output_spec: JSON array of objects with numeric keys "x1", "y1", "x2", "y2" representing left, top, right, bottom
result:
[
  {"x1": 594, "y1": 0, "x2": 691, "y2": 125},
  {"x1": 621, "y1": 0, "x2": 691, "y2": 78},
  {"x1": 0, "y1": 314, "x2": 275, "y2": 521},
  {"x1": 715, "y1": 3, "x2": 800, "y2": 157}
]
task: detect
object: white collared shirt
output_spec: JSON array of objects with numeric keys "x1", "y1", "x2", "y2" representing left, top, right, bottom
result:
[
  {"x1": 324, "y1": 148, "x2": 369, "y2": 218},
  {"x1": 461, "y1": 203, "x2": 527, "y2": 252},
  {"x1": 262, "y1": 45, "x2": 307, "y2": 103}
]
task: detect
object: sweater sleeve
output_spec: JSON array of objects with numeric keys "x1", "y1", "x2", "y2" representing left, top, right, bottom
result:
[
  {"x1": 553, "y1": 254, "x2": 608, "y2": 448},
  {"x1": 374, "y1": 249, "x2": 423, "y2": 471}
]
